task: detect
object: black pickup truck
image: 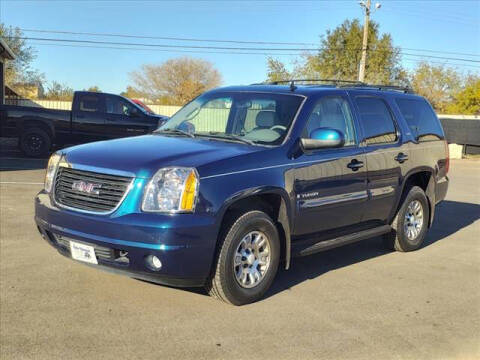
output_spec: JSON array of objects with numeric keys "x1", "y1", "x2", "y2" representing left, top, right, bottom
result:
[{"x1": 0, "y1": 91, "x2": 168, "y2": 157}]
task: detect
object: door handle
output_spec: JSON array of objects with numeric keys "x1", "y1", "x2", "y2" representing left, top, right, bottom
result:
[
  {"x1": 394, "y1": 153, "x2": 409, "y2": 163},
  {"x1": 347, "y1": 159, "x2": 364, "y2": 171}
]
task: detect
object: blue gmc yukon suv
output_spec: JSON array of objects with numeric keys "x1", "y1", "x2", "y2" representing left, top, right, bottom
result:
[{"x1": 35, "y1": 81, "x2": 449, "y2": 305}]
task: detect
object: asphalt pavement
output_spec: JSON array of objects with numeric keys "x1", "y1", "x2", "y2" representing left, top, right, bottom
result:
[{"x1": 0, "y1": 158, "x2": 479, "y2": 360}]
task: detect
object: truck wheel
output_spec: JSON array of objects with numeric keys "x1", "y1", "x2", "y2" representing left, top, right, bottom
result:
[
  {"x1": 20, "y1": 128, "x2": 51, "y2": 158},
  {"x1": 383, "y1": 186, "x2": 430, "y2": 252},
  {"x1": 206, "y1": 210, "x2": 280, "y2": 305}
]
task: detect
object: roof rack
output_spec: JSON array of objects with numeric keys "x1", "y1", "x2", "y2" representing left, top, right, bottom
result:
[
  {"x1": 251, "y1": 79, "x2": 414, "y2": 93},
  {"x1": 255, "y1": 79, "x2": 363, "y2": 86},
  {"x1": 340, "y1": 83, "x2": 414, "y2": 94}
]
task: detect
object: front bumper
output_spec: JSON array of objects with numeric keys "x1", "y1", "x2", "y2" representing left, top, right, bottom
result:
[{"x1": 35, "y1": 191, "x2": 218, "y2": 287}]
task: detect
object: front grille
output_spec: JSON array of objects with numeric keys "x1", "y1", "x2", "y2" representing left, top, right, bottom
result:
[{"x1": 54, "y1": 167, "x2": 133, "y2": 213}]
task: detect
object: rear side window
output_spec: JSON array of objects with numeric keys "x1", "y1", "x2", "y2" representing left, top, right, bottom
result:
[
  {"x1": 355, "y1": 97, "x2": 397, "y2": 145},
  {"x1": 395, "y1": 98, "x2": 444, "y2": 142},
  {"x1": 78, "y1": 95, "x2": 100, "y2": 112}
]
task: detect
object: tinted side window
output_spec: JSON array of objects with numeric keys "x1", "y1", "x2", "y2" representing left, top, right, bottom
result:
[
  {"x1": 355, "y1": 97, "x2": 397, "y2": 145},
  {"x1": 78, "y1": 95, "x2": 100, "y2": 112},
  {"x1": 396, "y1": 98, "x2": 444, "y2": 142},
  {"x1": 304, "y1": 96, "x2": 356, "y2": 146},
  {"x1": 106, "y1": 96, "x2": 135, "y2": 116}
]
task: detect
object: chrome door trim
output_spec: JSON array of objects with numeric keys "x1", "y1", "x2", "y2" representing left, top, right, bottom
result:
[{"x1": 298, "y1": 190, "x2": 368, "y2": 209}]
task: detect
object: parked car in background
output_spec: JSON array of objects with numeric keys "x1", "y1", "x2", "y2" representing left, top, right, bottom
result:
[
  {"x1": 131, "y1": 99, "x2": 155, "y2": 115},
  {"x1": 35, "y1": 80, "x2": 449, "y2": 305},
  {"x1": 0, "y1": 91, "x2": 169, "y2": 157}
]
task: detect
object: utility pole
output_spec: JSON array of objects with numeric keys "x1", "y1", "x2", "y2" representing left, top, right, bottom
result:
[{"x1": 358, "y1": 0, "x2": 381, "y2": 83}]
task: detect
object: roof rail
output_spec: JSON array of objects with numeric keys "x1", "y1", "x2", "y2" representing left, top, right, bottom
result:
[
  {"x1": 251, "y1": 79, "x2": 414, "y2": 93},
  {"x1": 255, "y1": 79, "x2": 363, "y2": 86},
  {"x1": 340, "y1": 83, "x2": 414, "y2": 94}
]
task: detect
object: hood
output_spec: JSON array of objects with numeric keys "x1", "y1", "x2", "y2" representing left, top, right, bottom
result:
[{"x1": 63, "y1": 134, "x2": 261, "y2": 178}]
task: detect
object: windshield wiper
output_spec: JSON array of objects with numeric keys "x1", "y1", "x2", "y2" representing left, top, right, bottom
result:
[
  {"x1": 156, "y1": 128, "x2": 195, "y2": 138},
  {"x1": 197, "y1": 132, "x2": 255, "y2": 145}
]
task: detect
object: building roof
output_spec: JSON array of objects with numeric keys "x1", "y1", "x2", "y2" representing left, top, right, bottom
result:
[{"x1": 0, "y1": 37, "x2": 15, "y2": 60}]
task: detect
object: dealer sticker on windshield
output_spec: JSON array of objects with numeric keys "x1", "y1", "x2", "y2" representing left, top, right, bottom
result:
[{"x1": 70, "y1": 241, "x2": 98, "y2": 264}]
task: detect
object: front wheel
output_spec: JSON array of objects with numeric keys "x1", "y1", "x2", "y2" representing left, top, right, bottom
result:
[{"x1": 206, "y1": 210, "x2": 280, "y2": 305}]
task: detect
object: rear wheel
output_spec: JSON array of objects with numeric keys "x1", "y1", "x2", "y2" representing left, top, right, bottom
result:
[
  {"x1": 383, "y1": 186, "x2": 430, "y2": 252},
  {"x1": 20, "y1": 127, "x2": 51, "y2": 158},
  {"x1": 206, "y1": 210, "x2": 280, "y2": 305}
]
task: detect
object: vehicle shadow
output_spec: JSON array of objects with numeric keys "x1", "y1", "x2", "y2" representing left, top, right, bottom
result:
[
  {"x1": 142, "y1": 201, "x2": 479, "y2": 302},
  {"x1": 265, "y1": 200, "x2": 480, "y2": 299}
]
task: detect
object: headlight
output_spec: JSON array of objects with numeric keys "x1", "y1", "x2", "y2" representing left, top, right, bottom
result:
[
  {"x1": 44, "y1": 153, "x2": 62, "y2": 192},
  {"x1": 142, "y1": 167, "x2": 199, "y2": 213}
]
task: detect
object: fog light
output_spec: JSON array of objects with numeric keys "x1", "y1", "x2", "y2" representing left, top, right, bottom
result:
[{"x1": 146, "y1": 255, "x2": 162, "y2": 271}]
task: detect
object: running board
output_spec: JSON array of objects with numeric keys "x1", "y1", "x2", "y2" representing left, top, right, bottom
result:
[{"x1": 292, "y1": 225, "x2": 392, "y2": 257}]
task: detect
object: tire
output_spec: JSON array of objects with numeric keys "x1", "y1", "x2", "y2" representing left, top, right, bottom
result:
[
  {"x1": 383, "y1": 186, "x2": 430, "y2": 252},
  {"x1": 206, "y1": 210, "x2": 280, "y2": 305},
  {"x1": 20, "y1": 127, "x2": 51, "y2": 158}
]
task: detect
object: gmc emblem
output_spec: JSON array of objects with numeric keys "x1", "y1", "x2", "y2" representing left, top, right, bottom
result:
[{"x1": 71, "y1": 180, "x2": 101, "y2": 195}]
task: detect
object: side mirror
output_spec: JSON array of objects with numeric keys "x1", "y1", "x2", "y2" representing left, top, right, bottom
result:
[{"x1": 300, "y1": 128, "x2": 345, "y2": 150}]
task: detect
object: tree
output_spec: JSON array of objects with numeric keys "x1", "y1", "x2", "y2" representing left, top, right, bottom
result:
[
  {"x1": 266, "y1": 57, "x2": 291, "y2": 83},
  {"x1": 129, "y1": 57, "x2": 222, "y2": 105},
  {"x1": 446, "y1": 76, "x2": 480, "y2": 115},
  {"x1": 120, "y1": 86, "x2": 144, "y2": 99},
  {"x1": 44, "y1": 81, "x2": 74, "y2": 101},
  {"x1": 266, "y1": 19, "x2": 407, "y2": 85},
  {"x1": 410, "y1": 62, "x2": 462, "y2": 113},
  {"x1": 85, "y1": 86, "x2": 101, "y2": 92},
  {"x1": 0, "y1": 24, "x2": 44, "y2": 91}
]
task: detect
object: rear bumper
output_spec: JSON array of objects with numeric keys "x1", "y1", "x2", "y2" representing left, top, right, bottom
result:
[{"x1": 35, "y1": 191, "x2": 218, "y2": 287}]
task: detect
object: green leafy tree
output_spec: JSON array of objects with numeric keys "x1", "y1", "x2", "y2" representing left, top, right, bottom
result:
[
  {"x1": 0, "y1": 24, "x2": 44, "y2": 92},
  {"x1": 266, "y1": 57, "x2": 291, "y2": 82},
  {"x1": 446, "y1": 77, "x2": 480, "y2": 115},
  {"x1": 410, "y1": 62, "x2": 462, "y2": 113},
  {"x1": 266, "y1": 19, "x2": 407, "y2": 85},
  {"x1": 44, "y1": 81, "x2": 74, "y2": 101}
]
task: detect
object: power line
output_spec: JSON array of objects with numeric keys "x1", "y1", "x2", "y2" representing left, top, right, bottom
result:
[
  {"x1": 29, "y1": 42, "x2": 480, "y2": 69},
  {"x1": 399, "y1": 48, "x2": 480, "y2": 58},
  {"x1": 29, "y1": 42, "x2": 303, "y2": 56},
  {"x1": 15, "y1": 36, "x2": 320, "y2": 52},
  {"x1": 15, "y1": 36, "x2": 480, "y2": 63},
  {"x1": 19, "y1": 28, "x2": 480, "y2": 58},
  {"x1": 19, "y1": 28, "x2": 318, "y2": 46},
  {"x1": 403, "y1": 57, "x2": 480, "y2": 69}
]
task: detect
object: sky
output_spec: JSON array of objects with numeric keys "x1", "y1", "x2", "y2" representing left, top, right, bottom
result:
[{"x1": 1, "y1": 0, "x2": 479, "y2": 94}]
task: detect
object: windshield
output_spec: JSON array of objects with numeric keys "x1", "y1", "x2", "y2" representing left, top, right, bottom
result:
[{"x1": 156, "y1": 92, "x2": 304, "y2": 145}]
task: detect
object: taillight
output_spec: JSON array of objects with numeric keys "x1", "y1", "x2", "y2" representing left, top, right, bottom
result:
[{"x1": 444, "y1": 140, "x2": 450, "y2": 174}]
